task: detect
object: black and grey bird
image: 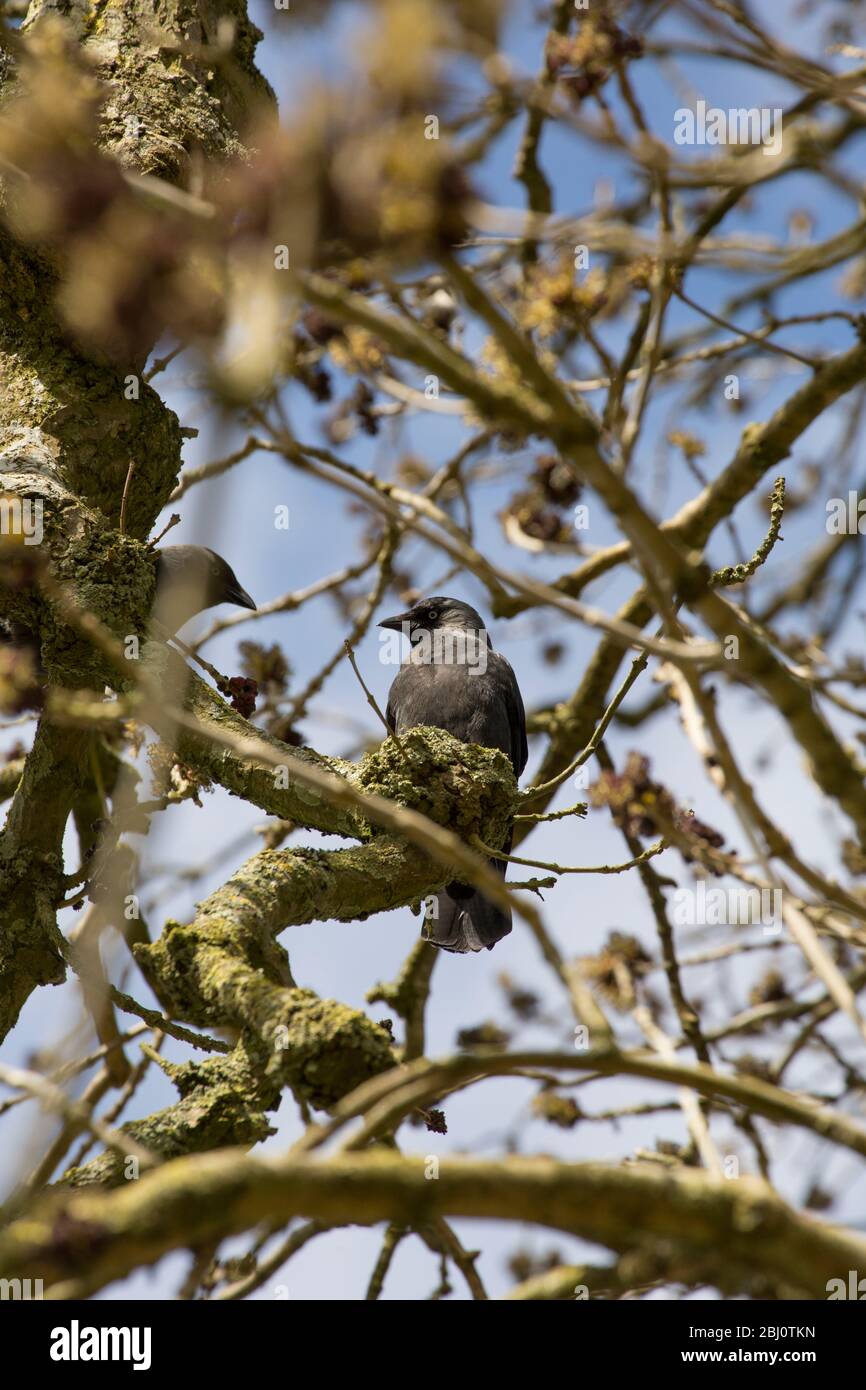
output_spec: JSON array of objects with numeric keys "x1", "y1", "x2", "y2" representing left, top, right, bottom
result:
[
  {"x1": 0, "y1": 546, "x2": 255, "y2": 710},
  {"x1": 153, "y1": 545, "x2": 256, "y2": 633},
  {"x1": 379, "y1": 595, "x2": 527, "y2": 954}
]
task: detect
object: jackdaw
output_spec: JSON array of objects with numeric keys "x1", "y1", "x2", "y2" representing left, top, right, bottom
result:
[
  {"x1": 0, "y1": 547, "x2": 255, "y2": 710},
  {"x1": 153, "y1": 545, "x2": 256, "y2": 633},
  {"x1": 379, "y1": 595, "x2": 527, "y2": 953}
]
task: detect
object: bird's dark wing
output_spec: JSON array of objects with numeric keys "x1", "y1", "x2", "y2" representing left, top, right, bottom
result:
[
  {"x1": 491, "y1": 651, "x2": 528, "y2": 778},
  {"x1": 388, "y1": 652, "x2": 527, "y2": 778}
]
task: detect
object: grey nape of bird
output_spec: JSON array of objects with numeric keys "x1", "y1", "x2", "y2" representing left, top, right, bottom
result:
[
  {"x1": 379, "y1": 595, "x2": 528, "y2": 955},
  {"x1": 153, "y1": 545, "x2": 256, "y2": 634}
]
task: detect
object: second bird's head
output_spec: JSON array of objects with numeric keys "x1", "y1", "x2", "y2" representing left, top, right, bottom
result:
[
  {"x1": 378, "y1": 595, "x2": 487, "y2": 644},
  {"x1": 153, "y1": 545, "x2": 256, "y2": 634}
]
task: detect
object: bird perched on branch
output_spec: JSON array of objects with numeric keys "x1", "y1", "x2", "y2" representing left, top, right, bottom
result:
[
  {"x1": 379, "y1": 595, "x2": 527, "y2": 954},
  {"x1": 153, "y1": 545, "x2": 256, "y2": 633},
  {"x1": 0, "y1": 545, "x2": 255, "y2": 712}
]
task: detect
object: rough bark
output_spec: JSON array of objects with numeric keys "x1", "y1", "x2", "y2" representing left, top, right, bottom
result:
[
  {"x1": 5, "y1": 1149, "x2": 866, "y2": 1300},
  {"x1": 0, "y1": 0, "x2": 272, "y2": 1034}
]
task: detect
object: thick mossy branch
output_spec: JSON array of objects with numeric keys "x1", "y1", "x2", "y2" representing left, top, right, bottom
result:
[
  {"x1": 130, "y1": 726, "x2": 514, "y2": 1092},
  {"x1": 115, "y1": 724, "x2": 515, "y2": 1143},
  {"x1": 142, "y1": 726, "x2": 517, "y2": 1016},
  {"x1": 0, "y1": 233, "x2": 184, "y2": 539},
  {"x1": 136, "y1": 838, "x2": 453, "y2": 1023},
  {"x1": 6, "y1": 1150, "x2": 866, "y2": 1300},
  {"x1": 0, "y1": 514, "x2": 161, "y2": 1039},
  {"x1": 20, "y1": 0, "x2": 276, "y2": 180},
  {"x1": 61, "y1": 986, "x2": 397, "y2": 1188},
  {"x1": 126, "y1": 845, "x2": 412, "y2": 1107},
  {"x1": 352, "y1": 728, "x2": 516, "y2": 849},
  {"x1": 0, "y1": 723, "x2": 93, "y2": 1039},
  {"x1": 0, "y1": 496, "x2": 167, "y2": 1039},
  {"x1": 0, "y1": 463, "x2": 158, "y2": 642},
  {"x1": 173, "y1": 658, "x2": 365, "y2": 839},
  {"x1": 60, "y1": 1042, "x2": 276, "y2": 1189},
  {"x1": 0, "y1": 0, "x2": 274, "y2": 1034}
]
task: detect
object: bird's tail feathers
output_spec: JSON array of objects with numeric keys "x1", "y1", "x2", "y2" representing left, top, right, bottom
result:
[{"x1": 424, "y1": 862, "x2": 511, "y2": 954}]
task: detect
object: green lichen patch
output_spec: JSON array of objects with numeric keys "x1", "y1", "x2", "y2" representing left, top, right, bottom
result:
[
  {"x1": 38, "y1": 529, "x2": 156, "y2": 687},
  {"x1": 258, "y1": 990, "x2": 395, "y2": 1111},
  {"x1": 355, "y1": 725, "x2": 518, "y2": 851},
  {"x1": 60, "y1": 1045, "x2": 276, "y2": 1189}
]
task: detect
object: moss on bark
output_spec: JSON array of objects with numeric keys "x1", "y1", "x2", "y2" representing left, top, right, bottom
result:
[{"x1": 0, "y1": 0, "x2": 274, "y2": 1037}]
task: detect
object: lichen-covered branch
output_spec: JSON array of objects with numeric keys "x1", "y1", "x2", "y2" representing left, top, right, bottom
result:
[
  {"x1": 0, "y1": 0, "x2": 273, "y2": 1035},
  {"x1": 4, "y1": 1149, "x2": 865, "y2": 1300},
  {"x1": 52, "y1": 722, "x2": 518, "y2": 1180}
]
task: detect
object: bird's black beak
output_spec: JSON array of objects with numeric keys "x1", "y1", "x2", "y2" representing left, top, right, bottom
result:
[
  {"x1": 378, "y1": 611, "x2": 412, "y2": 633},
  {"x1": 225, "y1": 582, "x2": 257, "y2": 611}
]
